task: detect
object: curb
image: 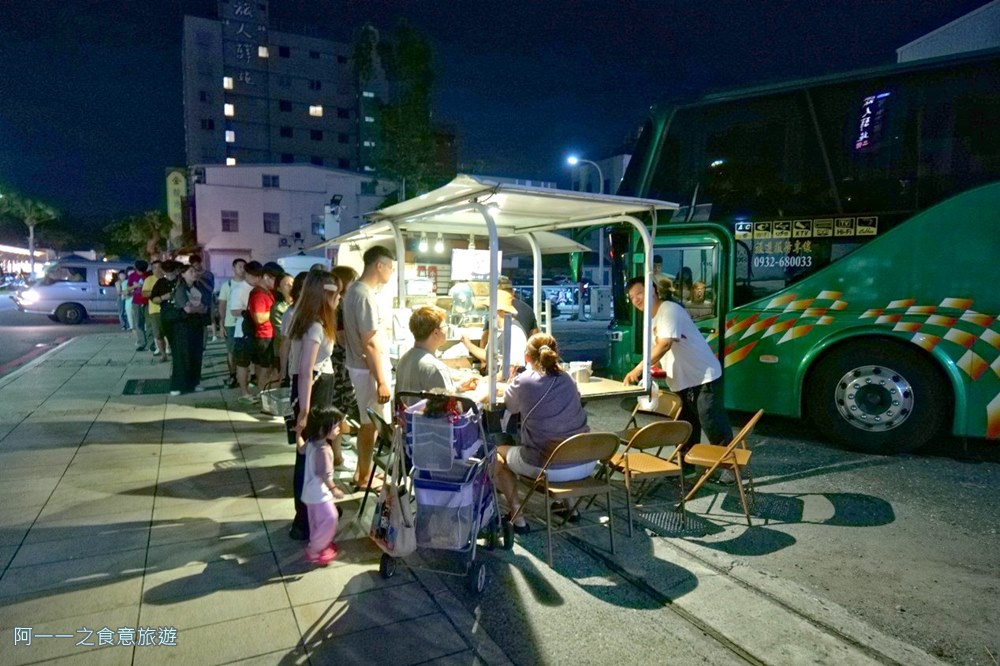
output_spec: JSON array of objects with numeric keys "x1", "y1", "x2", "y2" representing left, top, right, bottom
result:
[{"x1": 0, "y1": 336, "x2": 78, "y2": 390}]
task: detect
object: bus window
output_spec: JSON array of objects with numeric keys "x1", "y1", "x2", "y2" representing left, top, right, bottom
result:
[{"x1": 652, "y1": 244, "x2": 719, "y2": 323}]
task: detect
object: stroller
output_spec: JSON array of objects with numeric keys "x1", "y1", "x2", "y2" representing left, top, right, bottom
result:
[{"x1": 374, "y1": 391, "x2": 511, "y2": 594}]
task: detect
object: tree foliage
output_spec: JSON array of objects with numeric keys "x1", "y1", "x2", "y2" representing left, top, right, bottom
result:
[
  {"x1": 353, "y1": 20, "x2": 448, "y2": 196},
  {"x1": 104, "y1": 210, "x2": 173, "y2": 259},
  {"x1": 0, "y1": 189, "x2": 58, "y2": 234}
]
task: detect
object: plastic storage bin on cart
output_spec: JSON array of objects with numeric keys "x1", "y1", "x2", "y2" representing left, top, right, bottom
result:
[{"x1": 375, "y1": 391, "x2": 511, "y2": 594}]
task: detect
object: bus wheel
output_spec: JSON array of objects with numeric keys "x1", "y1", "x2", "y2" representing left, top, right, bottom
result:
[
  {"x1": 56, "y1": 303, "x2": 85, "y2": 325},
  {"x1": 806, "y1": 340, "x2": 948, "y2": 454}
]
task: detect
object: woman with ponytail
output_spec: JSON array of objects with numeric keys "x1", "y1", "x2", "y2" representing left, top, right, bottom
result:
[{"x1": 495, "y1": 333, "x2": 591, "y2": 533}]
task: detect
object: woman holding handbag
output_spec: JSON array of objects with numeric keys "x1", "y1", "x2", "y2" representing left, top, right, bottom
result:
[
  {"x1": 287, "y1": 270, "x2": 344, "y2": 541},
  {"x1": 168, "y1": 263, "x2": 212, "y2": 396}
]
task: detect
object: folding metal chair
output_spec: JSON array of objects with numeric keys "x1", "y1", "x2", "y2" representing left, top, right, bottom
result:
[
  {"x1": 509, "y1": 432, "x2": 620, "y2": 566},
  {"x1": 682, "y1": 409, "x2": 765, "y2": 526},
  {"x1": 609, "y1": 420, "x2": 693, "y2": 536},
  {"x1": 618, "y1": 390, "x2": 683, "y2": 444},
  {"x1": 358, "y1": 406, "x2": 397, "y2": 518}
]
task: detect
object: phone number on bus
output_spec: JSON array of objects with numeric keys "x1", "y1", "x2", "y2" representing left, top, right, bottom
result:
[{"x1": 751, "y1": 255, "x2": 814, "y2": 269}]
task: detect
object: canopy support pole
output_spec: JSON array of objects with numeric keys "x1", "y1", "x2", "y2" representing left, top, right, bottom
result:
[
  {"x1": 526, "y1": 233, "x2": 544, "y2": 333},
  {"x1": 469, "y1": 202, "x2": 500, "y2": 408}
]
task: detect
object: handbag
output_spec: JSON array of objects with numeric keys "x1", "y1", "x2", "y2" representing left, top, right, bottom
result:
[{"x1": 369, "y1": 428, "x2": 417, "y2": 557}]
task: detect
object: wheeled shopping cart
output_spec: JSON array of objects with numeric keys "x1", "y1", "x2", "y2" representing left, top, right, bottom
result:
[{"x1": 376, "y1": 391, "x2": 511, "y2": 594}]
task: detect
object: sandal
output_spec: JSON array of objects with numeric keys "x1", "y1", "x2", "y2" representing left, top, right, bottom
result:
[{"x1": 351, "y1": 472, "x2": 385, "y2": 493}]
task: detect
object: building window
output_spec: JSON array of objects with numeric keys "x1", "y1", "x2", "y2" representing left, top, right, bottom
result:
[
  {"x1": 279, "y1": 99, "x2": 292, "y2": 112},
  {"x1": 200, "y1": 118, "x2": 215, "y2": 130},
  {"x1": 361, "y1": 181, "x2": 377, "y2": 195},
  {"x1": 278, "y1": 45, "x2": 290, "y2": 58},
  {"x1": 263, "y1": 212, "x2": 280, "y2": 234},
  {"x1": 258, "y1": 45, "x2": 269, "y2": 58},
  {"x1": 225, "y1": 130, "x2": 235, "y2": 143},
  {"x1": 337, "y1": 55, "x2": 347, "y2": 64},
  {"x1": 226, "y1": 157, "x2": 237, "y2": 166},
  {"x1": 309, "y1": 50, "x2": 320, "y2": 59},
  {"x1": 199, "y1": 90, "x2": 209, "y2": 102},
  {"x1": 338, "y1": 133, "x2": 349, "y2": 144},
  {"x1": 309, "y1": 105, "x2": 323, "y2": 117},
  {"x1": 362, "y1": 91, "x2": 375, "y2": 98},
  {"x1": 311, "y1": 214, "x2": 325, "y2": 236},
  {"x1": 310, "y1": 129, "x2": 323, "y2": 141},
  {"x1": 223, "y1": 76, "x2": 234, "y2": 90},
  {"x1": 262, "y1": 174, "x2": 280, "y2": 188},
  {"x1": 281, "y1": 153, "x2": 294, "y2": 163},
  {"x1": 224, "y1": 103, "x2": 234, "y2": 117},
  {"x1": 364, "y1": 115, "x2": 375, "y2": 123},
  {"x1": 338, "y1": 158, "x2": 350, "y2": 169},
  {"x1": 311, "y1": 156, "x2": 323, "y2": 166},
  {"x1": 337, "y1": 107, "x2": 350, "y2": 119},
  {"x1": 279, "y1": 126, "x2": 292, "y2": 138},
  {"x1": 221, "y1": 210, "x2": 239, "y2": 231},
  {"x1": 309, "y1": 79, "x2": 322, "y2": 91}
]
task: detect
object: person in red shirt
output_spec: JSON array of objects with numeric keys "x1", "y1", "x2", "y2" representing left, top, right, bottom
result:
[
  {"x1": 127, "y1": 260, "x2": 151, "y2": 351},
  {"x1": 247, "y1": 263, "x2": 282, "y2": 390}
]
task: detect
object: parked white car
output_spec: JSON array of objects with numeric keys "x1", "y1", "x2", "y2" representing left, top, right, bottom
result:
[{"x1": 12, "y1": 259, "x2": 132, "y2": 324}]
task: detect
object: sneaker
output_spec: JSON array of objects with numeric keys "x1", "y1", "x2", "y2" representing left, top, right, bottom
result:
[
  {"x1": 169, "y1": 390, "x2": 181, "y2": 396},
  {"x1": 194, "y1": 386, "x2": 205, "y2": 393},
  {"x1": 227, "y1": 376, "x2": 238, "y2": 389},
  {"x1": 288, "y1": 525, "x2": 309, "y2": 541},
  {"x1": 210, "y1": 336, "x2": 219, "y2": 342},
  {"x1": 237, "y1": 395, "x2": 255, "y2": 404},
  {"x1": 305, "y1": 546, "x2": 337, "y2": 566}
]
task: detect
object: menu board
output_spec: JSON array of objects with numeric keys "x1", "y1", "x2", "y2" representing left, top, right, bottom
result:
[{"x1": 451, "y1": 249, "x2": 502, "y2": 280}]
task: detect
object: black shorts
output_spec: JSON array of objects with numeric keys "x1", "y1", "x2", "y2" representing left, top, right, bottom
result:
[
  {"x1": 233, "y1": 337, "x2": 254, "y2": 368},
  {"x1": 252, "y1": 337, "x2": 277, "y2": 369}
]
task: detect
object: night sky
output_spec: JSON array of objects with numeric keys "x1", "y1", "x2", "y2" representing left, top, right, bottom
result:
[{"x1": 0, "y1": 0, "x2": 990, "y2": 223}]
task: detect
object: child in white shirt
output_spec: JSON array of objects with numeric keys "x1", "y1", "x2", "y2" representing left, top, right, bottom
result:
[{"x1": 301, "y1": 406, "x2": 343, "y2": 565}]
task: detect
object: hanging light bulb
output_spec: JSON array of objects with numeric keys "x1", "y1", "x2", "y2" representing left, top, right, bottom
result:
[
  {"x1": 418, "y1": 232, "x2": 428, "y2": 253},
  {"x1": 434, "y1": 233, "x2": 444, "y2": 253}
]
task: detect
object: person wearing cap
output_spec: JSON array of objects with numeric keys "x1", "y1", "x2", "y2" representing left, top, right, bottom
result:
[
  {"x1": 461, "y1": 296, "x2": 527, "y2": 382},
  {"x1": 498, "y1": 275, "x2": 537, "y2": 335}
]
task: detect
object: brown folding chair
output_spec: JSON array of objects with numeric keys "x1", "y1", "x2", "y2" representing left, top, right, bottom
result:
[
  {"x1": 618, "y1": 390, "x2": 683, "y2": 444},
  {"x1": 682, "y1": 409, "x2": 764, "y2": 526},
  {"x1": 609, "y1": 420, "x2": 693, "y2": 536},
  {"x1": 509, "y1": 432, "x2": 620, "y2": 566}
]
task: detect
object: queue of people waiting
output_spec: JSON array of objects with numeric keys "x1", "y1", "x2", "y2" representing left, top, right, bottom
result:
[{"x1": 112, "y1": 245, "x2": 733, "y2": 567}]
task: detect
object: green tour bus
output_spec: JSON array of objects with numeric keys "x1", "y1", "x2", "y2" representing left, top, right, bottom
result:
[{"x1": 609, "y1": 48, "x2": 1000, "y2": 454}]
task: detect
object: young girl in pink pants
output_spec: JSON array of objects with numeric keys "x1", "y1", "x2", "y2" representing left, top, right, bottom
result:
[{"x1": 301, "y1": 406, "x2": 342, "y2": 565}]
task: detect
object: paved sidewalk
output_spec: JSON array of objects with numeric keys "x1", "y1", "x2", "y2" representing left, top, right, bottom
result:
[
  {"x1": 0, "y1": 333, "x2": 948, "y2": 665},
  {"x1": 0, "y1": 334, "x2": 507, "y2": 665}
]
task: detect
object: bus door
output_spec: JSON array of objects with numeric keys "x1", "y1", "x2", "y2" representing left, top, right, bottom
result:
[{"x1": 608, "y1": 227, "x2": 732, "y2": 378}]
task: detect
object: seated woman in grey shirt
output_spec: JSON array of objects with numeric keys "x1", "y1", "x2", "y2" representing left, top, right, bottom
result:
[
  {"x1": 396, "y1": 306, "x2": 478, "y2": 394},
  {"x1": 496, "y1": 333, "x2": 591, "y2": 533}
]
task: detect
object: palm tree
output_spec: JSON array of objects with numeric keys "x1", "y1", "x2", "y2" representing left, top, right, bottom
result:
[
  {"x1": 106, "y1": 210, "x2": 173, "y2": 259},
  {"x1": 0, "y1": 191, "x2": 58, "y2": 275}
]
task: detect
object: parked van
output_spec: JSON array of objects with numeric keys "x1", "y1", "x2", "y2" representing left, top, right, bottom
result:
[{"x1": 11, "y1": 259, "x2": 132, "y2": 324}]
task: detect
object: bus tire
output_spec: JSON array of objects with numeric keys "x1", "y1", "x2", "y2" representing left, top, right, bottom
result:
[
  {"x1": 56, "y1": 303, "x2": 86, "y2": 325},
  {"x1": 806, "y1": 339, "x2": 949, "y2": 455}
]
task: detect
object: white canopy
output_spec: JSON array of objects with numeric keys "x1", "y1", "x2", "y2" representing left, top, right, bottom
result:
[{"x1": 321, "y1": 174, "x2": 679, "y2": 406}]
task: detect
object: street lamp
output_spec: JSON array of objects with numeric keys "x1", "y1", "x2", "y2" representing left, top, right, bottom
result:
[
  {"x1": 566, "y1": 155, "x2": 604, "y2": 194},
  {"x1": 566, "y1": 155, "x2": 607, "y2": 297}
]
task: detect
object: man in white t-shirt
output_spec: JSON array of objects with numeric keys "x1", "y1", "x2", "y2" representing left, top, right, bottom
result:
[
  {"x1": 229, "y1": 260, "x2": 260, "y2": 402},
  {"x1": 217, "y1": 257, "x2": 247, "y2": 388},
  {"x1": 461, "y1": 301, "x2": 527, "y2": 382},
  {"x1": 342, "y1": 245, "x2": 395, "y2": 491},
  {"x1": 623, "y1": 276, "x2": 733, "y2": 446}
]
